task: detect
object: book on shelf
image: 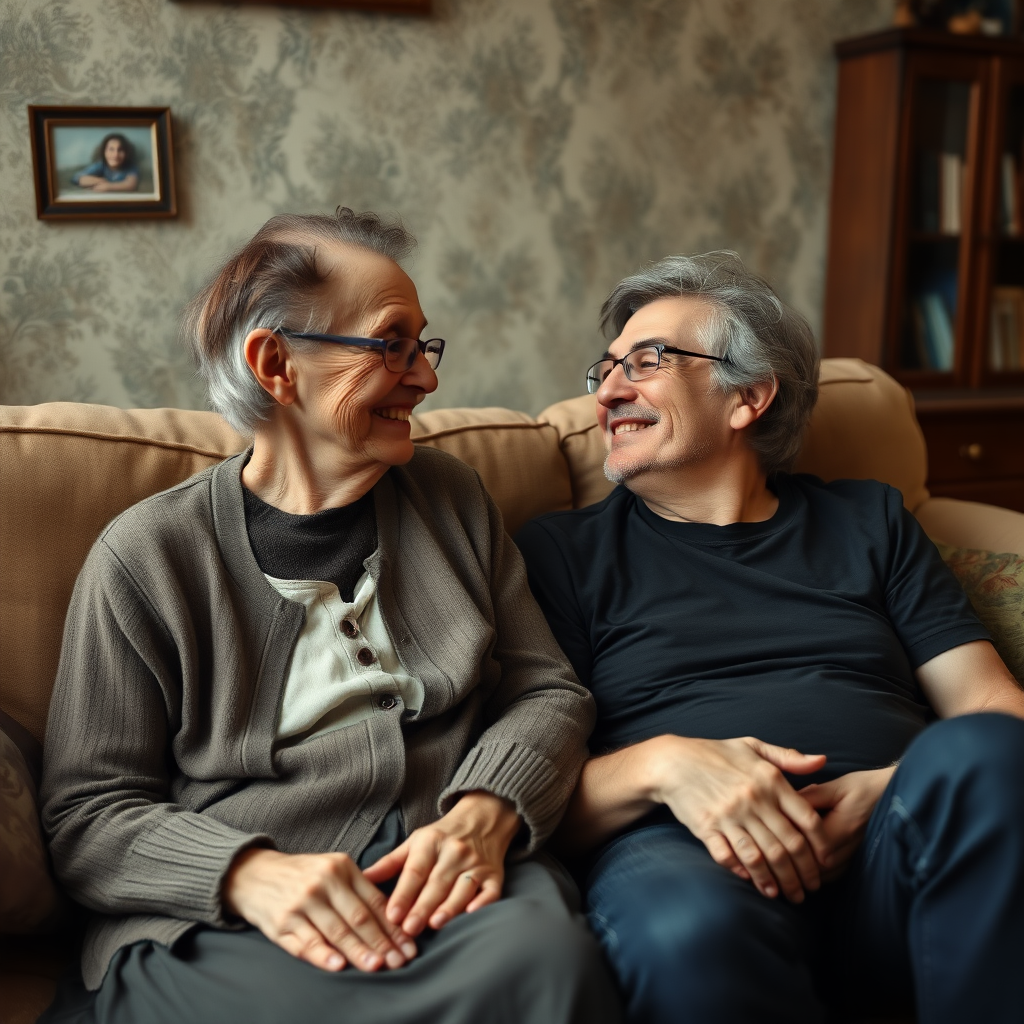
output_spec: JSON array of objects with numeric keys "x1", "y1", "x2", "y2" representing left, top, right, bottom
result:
[
  {"x1": 919, "y1": 151, "x2": 964, "y2": 235},
  {"x1": 990, "y1": 286, "x2": 1024, "y2": 372},
  {"x1": 1001, "y1": 153, "x2": 1021, "y2": 237},
  {"x1": 910, "y1": 271, "x2": 957, "y2": 372}
]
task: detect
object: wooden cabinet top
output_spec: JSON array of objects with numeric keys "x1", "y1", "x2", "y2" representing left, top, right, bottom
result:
[{"x1": 836, "y1": 28, "x2": 1024, "y2": 60}]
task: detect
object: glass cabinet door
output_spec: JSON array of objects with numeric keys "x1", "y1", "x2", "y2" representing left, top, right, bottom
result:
[
  {"x1": 893, "y1": 61, "x2": 984, "y2": 383},
  {"x1": 983, "y1": 70, "x2": 1024, "y2": 382}
]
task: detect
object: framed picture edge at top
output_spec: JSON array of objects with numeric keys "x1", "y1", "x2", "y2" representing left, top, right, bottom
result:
[
  {"x1": 170, "y1": 0, "x2": 431, "y2": 10},
  {"x1": 27, "y1": 105, "x2": 177, "y2": 221}
]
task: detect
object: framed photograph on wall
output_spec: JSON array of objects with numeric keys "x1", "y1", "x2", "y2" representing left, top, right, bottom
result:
[{"x1": 28, "y1": 106, "x2": 177, "y2": 221}]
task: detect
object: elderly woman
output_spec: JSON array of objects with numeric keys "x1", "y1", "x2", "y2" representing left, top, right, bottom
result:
[{"x1": 39, "y1": 209, "x2": 620, "y2": 1024}]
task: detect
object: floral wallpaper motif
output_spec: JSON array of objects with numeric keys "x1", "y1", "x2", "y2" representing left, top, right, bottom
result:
[{"x1": 0, "y1": 0, "x2": 890, "y2": 415}]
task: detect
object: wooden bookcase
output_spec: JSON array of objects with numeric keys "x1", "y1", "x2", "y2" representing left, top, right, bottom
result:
[{"x1": 824, "y1": 28, "x2": 1024, "y2": 512}]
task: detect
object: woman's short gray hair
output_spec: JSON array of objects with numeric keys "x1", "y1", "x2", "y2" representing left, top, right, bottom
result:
[
  {"x1": 182, "y1": 207, "x2": 416, "y2": 434},
  {"x1": 599, "y1": 251, "x2": 819, "y2": 475}
]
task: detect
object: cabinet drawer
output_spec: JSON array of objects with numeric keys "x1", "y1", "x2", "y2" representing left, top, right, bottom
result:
[{"x1": 917, "y1": 410, "x2": 1024, "y2": 484}]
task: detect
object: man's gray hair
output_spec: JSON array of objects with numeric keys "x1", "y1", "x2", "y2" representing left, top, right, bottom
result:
[
  {"x1": 599, "y1": 251, "x2": 819, "y2": 475},
  {"x1": 182, "y1": 207, "x2": 416, "y2": 434}
]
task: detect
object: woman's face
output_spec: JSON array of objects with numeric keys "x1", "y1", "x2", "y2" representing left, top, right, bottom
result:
[
  {"x1": 288, "y1": 246, "x2": 438, "y2": 470},
  {"x1": 104, "y1": 139, "x2": 126, "y2": 169}
]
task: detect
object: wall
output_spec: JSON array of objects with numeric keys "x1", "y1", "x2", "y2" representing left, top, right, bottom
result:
[{"x1": 0, "y1": 0, "x2": 891, "y2": 415}]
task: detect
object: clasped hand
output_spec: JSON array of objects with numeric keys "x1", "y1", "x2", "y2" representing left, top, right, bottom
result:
[
  {"x1": 223, "y1": 790, "x2": 520, "y2": 974},
  {"x1": 648, "y1": 735, "x2": 894, "y2": 903}
]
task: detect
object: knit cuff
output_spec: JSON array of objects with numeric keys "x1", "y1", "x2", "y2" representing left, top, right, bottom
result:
[
  {"x1": 439, "y1": 743, "x2": 570, "y2": 853},
  {"x1": 123, "y1": 813, "x2": 274, "y2": 925}
]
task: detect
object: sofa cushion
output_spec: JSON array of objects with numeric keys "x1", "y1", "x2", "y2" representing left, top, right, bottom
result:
[
  {"x1": 0, "y1": 721, "x2": 63, "y2": 934},
  {"x1": 538, "y1": 358, "x2": 930, "y2": 513},
  {"x1": 410, "y1": 407, "x2": 572, "y2": 536},
  {"x1": 936, "y1": 544, "x2": 1024, "y2": 684},
  {"x1": 0, "y1": 403, "x2": 247, "y2": 742}
]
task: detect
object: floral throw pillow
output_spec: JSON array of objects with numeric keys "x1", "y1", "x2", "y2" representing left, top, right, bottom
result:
[
  {"x1": 935, "y1": 543, "x2": 1024, "y2": 685},
  {"x1": 0, "y1": 713, "x2": 64, "y2": 933}
]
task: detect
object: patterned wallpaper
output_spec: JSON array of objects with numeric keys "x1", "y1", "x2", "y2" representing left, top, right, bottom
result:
[{"x1": 0, "y1": 0, "x2": 891, "y2": 415}]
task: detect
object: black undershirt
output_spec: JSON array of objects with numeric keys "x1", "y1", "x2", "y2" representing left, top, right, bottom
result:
[
  {"x1": 242, "y1": 484, "x2": 401, "y2": 869},
  {"x1": 242, "y1": 487, "x2": 377, "y2": 601}
]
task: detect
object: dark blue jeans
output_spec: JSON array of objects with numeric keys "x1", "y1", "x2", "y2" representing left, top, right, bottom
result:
[{"x1": 584, "y1": 714, "x2": 1024, "y2": 1024}]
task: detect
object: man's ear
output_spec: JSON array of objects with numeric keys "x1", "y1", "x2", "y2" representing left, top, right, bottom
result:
[
  {"x1": 243, "y1": 329, "x2": 298, "y2": 406},
  {"x1": 729, "y1": 375, "x2": 778, "y2": 431}
]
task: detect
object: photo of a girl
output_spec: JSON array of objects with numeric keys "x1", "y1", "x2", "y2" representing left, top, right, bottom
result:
[{"x1": 71, "y1": 133, "x2": 139, "y2": 193}]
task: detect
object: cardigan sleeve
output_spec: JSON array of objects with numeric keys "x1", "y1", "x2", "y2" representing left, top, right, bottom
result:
[
  {"x1": 40, "y1": 539, "x2": 272, "y2": 925},
  {"x1": 437, "y1": 487, "x2": 595, "y2": 851}
]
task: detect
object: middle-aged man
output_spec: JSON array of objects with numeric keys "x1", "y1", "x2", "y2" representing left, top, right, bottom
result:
[{"x1": 516, "y1": 252, "x2": 1024, "y2": 1024}]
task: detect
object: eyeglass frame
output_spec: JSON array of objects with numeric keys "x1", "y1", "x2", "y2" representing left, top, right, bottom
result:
[
  {"x1": 585, "y1": 343, "x2": 728, "y2": 394},
  {"x1": 275, "y1": 329, "x2": 446, "y2": 372}
]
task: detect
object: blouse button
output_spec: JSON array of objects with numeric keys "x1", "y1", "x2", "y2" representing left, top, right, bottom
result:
[
  {"x1": 341, "y1": 619, "x2": 359, "y2": 638},
  {"x1": 356, "y1": 647, "x2": 376, "y2": 667},
  {"x1": 377, "y1": 694, "x2": 397, "y2": 710}
]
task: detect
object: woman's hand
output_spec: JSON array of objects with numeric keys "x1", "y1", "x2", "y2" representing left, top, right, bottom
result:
[
  {"x1": 799, "y1": 765, "x2": 896, "y2": 881},
  {"x1": 222, "y1": 848, "x2": 418, "y2": 973},
  {"x1": 363, "y1": 791, "x2": 521, "y2": 936},
  {"x1": 649, "y1": 735, "x2": 831, "y2": 903}
]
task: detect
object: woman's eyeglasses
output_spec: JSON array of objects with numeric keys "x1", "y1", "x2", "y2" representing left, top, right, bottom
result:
[{"x1": 278, "y1": 330, "x2": 445, "y2": 372}]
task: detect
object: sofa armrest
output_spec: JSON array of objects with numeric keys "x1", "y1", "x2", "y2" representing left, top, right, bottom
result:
[{"x1": 914, "y1": 497, "x2": 1024, "y2": 558}]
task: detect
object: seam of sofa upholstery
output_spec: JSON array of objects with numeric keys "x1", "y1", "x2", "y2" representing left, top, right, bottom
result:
[
  {"x1": 0, "y1": 425, "x2": 240, "y2": 460},
  {"x1": 411, "y1": 421, "x2": 552, "y2": 442}
]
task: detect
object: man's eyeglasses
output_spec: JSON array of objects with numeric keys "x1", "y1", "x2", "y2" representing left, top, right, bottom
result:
[
  {"x1": 585, "y1": 344, "x2": 727, "y2": 394},
  {"x1": 278, "y1": 330, "x2": 445, "y2": 373}
]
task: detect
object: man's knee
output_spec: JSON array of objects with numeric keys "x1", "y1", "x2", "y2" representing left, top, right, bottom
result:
[{"x1": 901, "y1": 713, "x2": 1024, "y2": 805}]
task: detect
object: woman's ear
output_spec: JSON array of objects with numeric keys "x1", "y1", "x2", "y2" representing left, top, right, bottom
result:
[
  {"x1": 244, "y1": 329, "x2": 298, "y2": 406},
  {"x1": 729, "y1": 375, "x2": 778, "y2": 431}
]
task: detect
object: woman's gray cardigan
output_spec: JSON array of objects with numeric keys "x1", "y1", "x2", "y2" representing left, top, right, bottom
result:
[{"x1": 40, "y1": 446, "x2": 594, "y2": 990}]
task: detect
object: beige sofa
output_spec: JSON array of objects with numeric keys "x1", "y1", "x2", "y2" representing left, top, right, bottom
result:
[{"x1": 2, "y1": 356, "x2": 1024, "y2": 1024}]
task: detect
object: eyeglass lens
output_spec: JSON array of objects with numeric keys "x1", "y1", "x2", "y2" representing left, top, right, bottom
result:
[
  {"x1": 384, "y1": 338, "x2": 445, "y2": 372},
  {"x1": 586, "y1": 346, "x2": 662, "y2": 393}
]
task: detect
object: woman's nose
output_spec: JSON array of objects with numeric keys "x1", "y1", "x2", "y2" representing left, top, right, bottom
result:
[{"x1": 401, "y1": 350, "x2": 439, "y2": 394}]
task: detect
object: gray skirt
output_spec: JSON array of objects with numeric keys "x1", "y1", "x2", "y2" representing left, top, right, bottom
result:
[{"x1": 40, "y1": 859, "x2": 621, "y2": 1024}]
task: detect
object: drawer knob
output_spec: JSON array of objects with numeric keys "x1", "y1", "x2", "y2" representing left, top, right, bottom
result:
[{"x1": 959, "y1": 443, "x2": 984, "y2": 462}]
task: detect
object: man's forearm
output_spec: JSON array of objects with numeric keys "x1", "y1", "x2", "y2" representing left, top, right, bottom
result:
[{"x1": 554, "y1": 740, "x2": 663, "y2": 857}]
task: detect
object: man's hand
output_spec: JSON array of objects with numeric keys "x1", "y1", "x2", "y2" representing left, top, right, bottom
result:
[
  {"x1": 648, "y1": 735, "x2": 831, "y2": 903},
  {"x1": 363, "y1": 791, "x2": 520, "y2": 936},
  {"x1": 222, "y1": 848, "x2": 418, "y2": 974},
  {"x1": 799, "y1": 765, "x2": 896, "y2": 881}
]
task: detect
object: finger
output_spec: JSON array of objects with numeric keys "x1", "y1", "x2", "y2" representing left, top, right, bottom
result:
[
  {"x1": 777, "y1": 788, "x2": 833, "y2": 866},
  {"x1": 320, "y1": 878, "x2": 414, "y2": 970},
  {"x1": 386, "y1": 840, "x2": 440, "y2": 929},
  {"x1": 362, "y1": 841, "x2": 409, "y2": 883},
  {"x1": 403, "y1": 852, "x2": 474, "y2": 936},
  {"x1": 721, "y1": 824, "x2": 779, "y2": 898},
  {"x1": 744, "y1": 816, "x2": 805, "y2": 903},
  {"x1": 276, "y1": 920, "x2": 347, "y2": 972},
  {"x1": 703, "y1": 830, "x2": 745, "y2": 874},
  {"x1": 754, "y1": 808, "x2": 821, "y2": 897},
  {"x1": 348, "y1": 871, "x2": 419, "y2": 960},
  {"x1": 466, "y1": 875, "x2": 503, "y2": 914},
  {"x1": 428, "y1": 871, "x2": 482, "y2": 929},
  {"x1": 797, "y1": 781, "x2": 841, "y2": 810},
  {"x1": 749, "y1": 739, "x2": 827, "y2": 776},
  {"x1": 306, "y1": 899, "x2": 389, "y2": 972}
]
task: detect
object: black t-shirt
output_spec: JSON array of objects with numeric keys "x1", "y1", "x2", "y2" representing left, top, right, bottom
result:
[{"x1": 516, "y1": 474, "x2": 988, "y2": 783}]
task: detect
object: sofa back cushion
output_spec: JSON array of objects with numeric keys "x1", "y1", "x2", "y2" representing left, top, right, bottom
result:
[
  {"x1": 0, "y1": 402, "x2": 571, "y2": 742},
  {"x1": 539, "y1": 358, "x2": 930, "y2": 514}
]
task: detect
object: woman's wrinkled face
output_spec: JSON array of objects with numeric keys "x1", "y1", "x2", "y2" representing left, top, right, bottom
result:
[{"x1": 289, "y1": 245, "x2": 438, "y2": 469}]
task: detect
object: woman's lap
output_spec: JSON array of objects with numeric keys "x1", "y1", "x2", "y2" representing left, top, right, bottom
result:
[{"x1": 41, "y1": 860, "x2": 621, "y2": 1024}]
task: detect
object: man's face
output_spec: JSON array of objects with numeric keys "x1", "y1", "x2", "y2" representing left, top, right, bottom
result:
[{"x1": 595, "y1": 295, "x2": 734, "y2": 487}]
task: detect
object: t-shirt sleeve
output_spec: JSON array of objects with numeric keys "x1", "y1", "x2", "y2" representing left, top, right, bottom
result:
[
  {"x1": 514, "y1": 519, "x2": 594, "y2": 687},
  {"x1": 883, "y1": 487, "x2": 990, "y2": 667},
  {"x1": 71, "y1": 160, "x2": 104, "y2": 184}
]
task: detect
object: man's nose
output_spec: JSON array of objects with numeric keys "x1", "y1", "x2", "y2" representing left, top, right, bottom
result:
[{"x1": 596, "y1": 362, "x2": 638, "y2": 407}]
